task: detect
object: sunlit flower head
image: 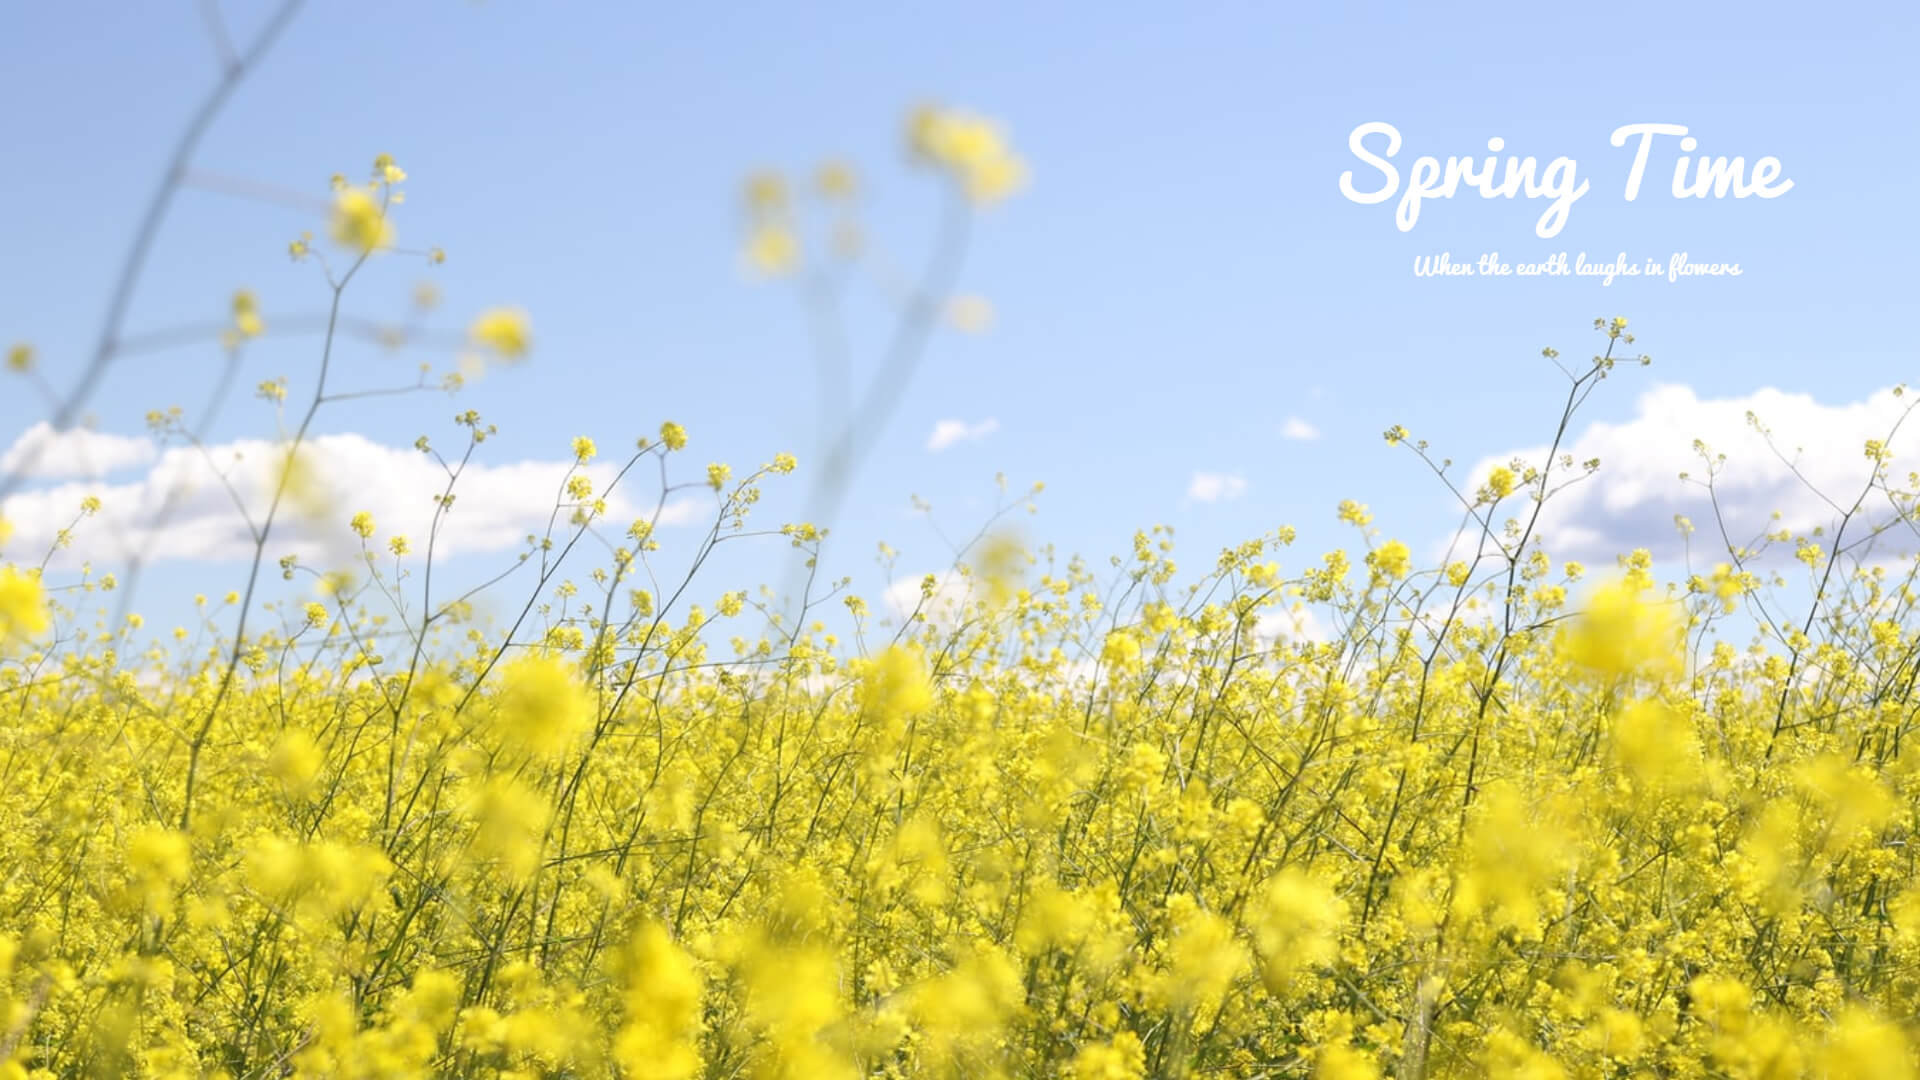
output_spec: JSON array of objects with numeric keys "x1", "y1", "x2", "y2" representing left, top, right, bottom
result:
[
  {"x1": 329, "y1": 186, "x2": 393, "y2": 252},
  {"x1": 468, "y1": 307, "x2": 531, "y2": 361}
]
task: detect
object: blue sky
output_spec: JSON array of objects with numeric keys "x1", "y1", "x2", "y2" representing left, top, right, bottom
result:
[{"x1": 3, "y1": 1, "x2": 1917, "y2": 638}]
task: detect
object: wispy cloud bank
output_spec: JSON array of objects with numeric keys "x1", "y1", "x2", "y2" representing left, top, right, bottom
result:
[
  {"x1": 1187, "y1": 471, "x2": 1247, "y2": 503},
  {"x1": 1, "y1": 422, "x2": 158, "y2": 479},
  {"x1": 1471, "y1": 382, "x2": 1920, "y2": 564},
  {"x1": 0, "y1": 429, "x2": 705, "y2": 570},
  {"x1": 926, "y1": 418, "x2": 1000, "y2": 452}
]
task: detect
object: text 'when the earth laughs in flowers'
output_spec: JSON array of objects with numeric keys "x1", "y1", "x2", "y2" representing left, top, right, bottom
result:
[
  {"x1": 1340, "y1": 122, "x2": 1793, "y2": 238},
  {"x1": 1410, "y1": 251, "x2": 1743, "y2": 284}
]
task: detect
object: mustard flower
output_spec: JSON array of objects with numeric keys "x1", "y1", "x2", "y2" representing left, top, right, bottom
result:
[
  {"x1": 745, "y1": 224, "x2": 799, "y2": 276},
  {"x1": 490, "y1": 653, "x2": 593, "y2": 761},
  {"x1": 1368, "y1": 539, "x2": 1411, "y2": 581},
  {"x1": 231, "y1": 289, "x2": 264, "y2": 338},
  {"x1": 907, "y1": 104, "x2": 1028, "y2": 204},
  {"x1": 0, "y1": 565, "x2": 50, "y2": 644},
  {"x1": 468, "y1": 307, "x2": 531, "y2": 360},
  {"x1": 815, "y1": 160, "x2": 857, "y2": 200},
  {"x1": 330, "y1": 187, "x2": 393, "y2": 252}
]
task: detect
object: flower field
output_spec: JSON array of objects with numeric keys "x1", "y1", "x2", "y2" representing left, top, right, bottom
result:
[
  {"x1": 11, "y1": 331, "x2": 1920, "y2": 1077},
  {"x1": 6, "y1": 21, "x2": 1920, "y2": 1078}
]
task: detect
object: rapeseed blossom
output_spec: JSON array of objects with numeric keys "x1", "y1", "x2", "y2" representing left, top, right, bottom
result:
[
  {"x1": 490, "y1": 652, "x2": 593, "y2": 760},
  {"x1": 907, "y1": 103, "x2": 1027, "y2": 203},
  {"x1": 230, "y1": 288, "x2": 263, "y2": 338},
  {"x1": 1560, "y1": 575, "x2": 1682, "y2": 679},
  {"x1": 329, "y1": 186, "x2": 392, "y2": 251},
  {"x1": 469, "y1": 306, "x2": 531, "y2": 360},
  {"x1": 0, "y1": 565, "x2": 49, "y2": 644},
  {"x1": 615, "y1": 925, "x2": 704, "y2": 1079}
]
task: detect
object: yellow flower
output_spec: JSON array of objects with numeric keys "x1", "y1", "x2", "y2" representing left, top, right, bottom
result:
[
  {"x1": 1156, "y1": 895, "x2": 1248, "y2": 1008},
  {"x1": 861, "y1": 646, "x2": 931, "y2": 720},
  {"x1": 350, "y1": 511, "x2": 376, "y2": 539},
  {"x1": 125, "y1": 825, "x2": 192, "y2": 916},
  {"x1": 742, "y1": 170, "x2": 788, "y2": 215},
  {"x1": 372, "y1": 151, "x2": 406, "y2": 185},
  {"x1": 946, "y1": 294, "x2": 994, "y2": 333},
  {"x1": 329, "y1": 186, "x2": 393, "y2": 252},
  {"x1": 0, "y1": 566, "x2": 50, "y2": 645},
  {"x1": 1315, "y1": 1044, "x2": 1381, "y2": 1080},
  {"x1": 490, "y1": 653, "x2": 594, "y2": 761},
  {"x1": 814, "y1": 160, "x2": 857, "y2": 200},
  {"x1": 468, "y1": 307, "x2": 531, "y2": 360},
  {"x1": 1250, "y1": 868, "x2": 1346, "y2": 994},
  {"x1": 1102, "y1": 629, "x2": 1142, "y2": 670},
  {"x1": 572, "y1": 436, "x2": 596, "y2": 463},
  {"x1": 1367, "y1": 539, "x2": 1411, "y2": 581},
  {"x1": 271, "y1": 445, "x2": 336, "y2": 524},
  {"x1": 908, "y1": 945, "x2": 1022, "y2": 1069},
  {"x1": 465, "y1": 777, "x2": 550, "y2": 882},
  {"x1": 268, "y1": 729, "x2": 325, "y2": 797},
  {"x1": 1070, "y1": 1032, "x2": 1147, "y2": 1080},
  {"x1": 906, "y1": 104, "x2": 1028, "y2": 204},
  {"x1": 745, "y1": 224, "x2": 799, "y2": 276},
  {"x1": 1486, "y1": 465, "x2": 1516, "y2": 500},
  {"x1": 1610, "y1": 700, "x2": 1703, "y2": 795},
  {"x1": 970, "y1": 530, "x2": 1024, "y2": 608},
  {"x1": 5, "y1": 342, "x2": 33, "y2": 373},
  {"x1": 615, "y1": 924, "x2": 706, "y2": 1080},
  {"x1": 232, "y1": 289, "x2": 264, "y2": 338},
  {"x1": 1820, "y1": 1008, "x2": 1914, "y2": 1080},
  {"x1": 659, "y1": 421, "x2": 688, "y2": 451},
  {"x1": 1560, "y1": 577, "x2": 1682, "y2": 680}
]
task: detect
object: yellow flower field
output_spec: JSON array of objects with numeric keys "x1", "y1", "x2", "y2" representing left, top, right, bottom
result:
[
  {"x1": 11, "y1": 343, "x2": 1920, "y2": 1077},
  {"x1": 5, "y1": 26, "x2": 1920, "y2": 1077}
]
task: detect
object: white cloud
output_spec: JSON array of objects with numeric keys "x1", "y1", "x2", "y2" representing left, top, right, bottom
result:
[
  {"x1": 882, "y1": 569, "x2": 972, "y2": 628},
  {"x1": 926, "y1": 418, "x2": 1000, "y2": 452},
  {"x1": 1256, "y1": 606, "x2": 1331, "y2": 646},
  {"x1": 1469, "y1": 382, "x2": 1920, "y2": 565},
  {"x1": 652, "y1": 496, "x2": 705, "y2": 527},
  {"x1": 1, "y1": 422, "x2": 157, "y2": 479},
  {"x1": 1187, "y1": 471, "x2": 1247, "y2": 503},
  {"x1": 0, "y1": 431, "x2": 706, "y2": 570},
  {"x1": 1281, "y1": 417, "x2": 1320, "y2": 441}
]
